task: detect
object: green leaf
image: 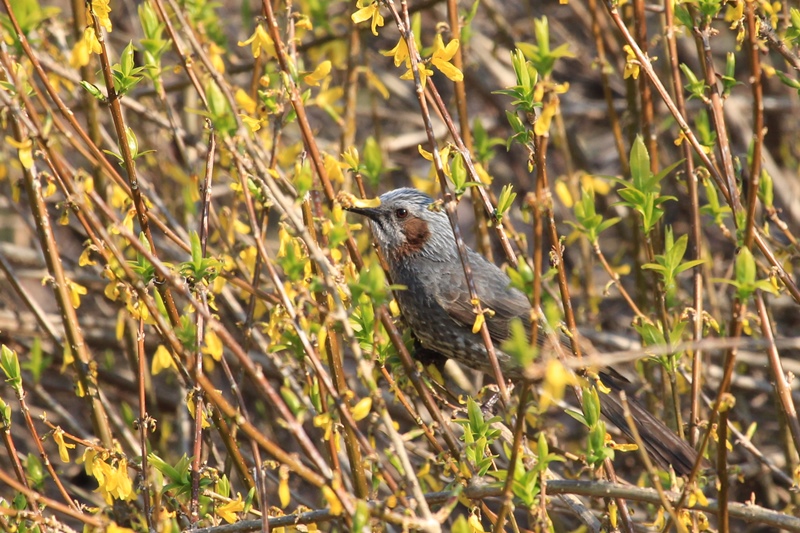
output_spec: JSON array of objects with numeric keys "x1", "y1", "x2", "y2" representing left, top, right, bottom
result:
[
  {"x1": 735, "y1": 247, "x2": 756, "y2": 289},
  {"x1": 500, "y1": 318, "x2": 537, "y2": 368},
  {"x1": 758, "y1": 170, "x2": 773, "y2": 210},
  {"x1": 495, "y1": 184, "x2": 517, "y2": 219},
  {"x1": 362, "y1": 136, "x2": 384, "y2": 187},
  {"x1": 80, "y1": 81, "x2": 106, "y2": 101},
  {"x1": 1, "y1": 345, "x2": 21, "y2": 391},
  {"x1": 629, "y1": 136, "x2": 650, "y2": 190}
]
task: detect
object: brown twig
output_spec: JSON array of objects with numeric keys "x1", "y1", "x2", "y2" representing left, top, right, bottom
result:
[{"x1": 86, "y1": 1, "x2": 182, "y2": 328}]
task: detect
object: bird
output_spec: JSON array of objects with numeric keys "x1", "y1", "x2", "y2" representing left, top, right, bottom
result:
[{"x1": 340, "y1": 187, "x2": 704, "y2": 475}]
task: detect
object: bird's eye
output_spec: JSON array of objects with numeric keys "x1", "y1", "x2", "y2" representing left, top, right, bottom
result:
[{"x1": 395, "y1": 208, "x2": 408, "y2": 219}]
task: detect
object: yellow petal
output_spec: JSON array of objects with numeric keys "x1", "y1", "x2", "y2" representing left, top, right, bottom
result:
[
  {"x1": 152, "y1": 345, "x2": 176, "y2": 375},
  {"x1": 202, "y1": 330, "x2": 224, "y2": 361},
  {"x1": 380, "y1": 38, "x2": 409, "y2": 67},
  {"x1": 322, "y1": 485, "x2": 342, "y2": 516},
  {"x1": 471, "y1": 312, "x2": 485, "y2": 334},
  {"x1": 235, "y1": 88, "x2": 257, "y2": 115},
  {"x1": 432, "y1": 59, "x2": 463, "y2": 82},
  {"x1": 53, "y1": 428, "x2": 75, "y2": 463},
  {"x1": 6, "y1": 136, "x2": 33, "y2": 169},
  {"x1": 336, "y1": 191, "x2": 380, "y2": 209},
  {"x1": 304, "y1": 60, "x2": 331, "y2": 87},
  {"x1": 438, "y1": 39, "x2": 460, "y2": 62},
  {"x1": 279, "y1": 472, "x2": 291, "y2": 507},
  {"x1": 351, "y1": 4, "x2": 376, "y2": 24},
  {"x1": 351, "y1": 397, "x2": 372, "y2": 421},
  {"x1": 554, "y1": 180, "x2": 573, "y2": 208}
]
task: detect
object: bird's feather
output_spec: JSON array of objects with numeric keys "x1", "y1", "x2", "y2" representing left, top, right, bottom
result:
[{"x1": 435, "y1": 250, "x2": 531, "y2": 343}]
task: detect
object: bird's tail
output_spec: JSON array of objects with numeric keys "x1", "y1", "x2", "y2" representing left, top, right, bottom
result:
[{"x1": 597, "y1": 371, "x2": 708, "y2": 476}]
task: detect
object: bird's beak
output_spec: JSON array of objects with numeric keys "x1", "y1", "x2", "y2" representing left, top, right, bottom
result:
[{"x1": 337, "y1": 192, "x2": 381, "y2": 221}]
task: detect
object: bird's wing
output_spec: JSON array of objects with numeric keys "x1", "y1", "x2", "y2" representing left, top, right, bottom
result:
[{"x1": 434, "y1": 251, "x2": 531, "y2": 344}]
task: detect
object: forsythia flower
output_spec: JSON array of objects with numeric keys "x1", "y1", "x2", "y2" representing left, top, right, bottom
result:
[
  {"x1": 53, "y1": 427, "x2": 76, "y2": 463},
  {"x1": 351, "y1": 1, "x2": 384, "y2": 36},
  {"x1": 6, "y1": 136, "x2": 33, "y2": 169},
  {"x1": 534, "y1": 100, "x2": 557, "y2": 136},
  {"x1": 240, "y1": 115, "x2": 262, "y2": 133},
  {"x1": 65, "y1": 279, "x2": 88, "y2": 309},
  {"x1": 216, "y1": 495, "x2": 245, "y2": 524},
  {"x1": 322, "y1": 485, "x2": 343, "y2": 516},
  {"x1": 81, "y1": 449, "x2": 136, "y2": 504},
  {"x1": 235, "y1": 89, "x2": 257, "y2": 115},
  {"x1": 238, "y1": 25, "x2": 275, "y2": 58},
  {"x1": 202, "y1": 330, "x2": 223, "y2": 362},
  {"x1": 151, "y1": 345, "x2": 176, "y2": 375},
  {"x1": 70, "y1": 27, "x2": 101, "y2": 68},
  {"x1": 430, "y1": 35, "x2": 463, "y2": 82},
  {"x1": 208, "y1": 42, "x2": 226, "y2": 73},
  {"x1": 381, "y1": 37, "x2": 409, "y2": 67},
  {"x1": 304, "y1": 60, "x2": 331, "y2": 86},
  {"x1": 89, "y1": 0, "x2": 113, "y2": 32},
  {"x1": 623, "y1": 45, "x2": 639, "y2": 80}
]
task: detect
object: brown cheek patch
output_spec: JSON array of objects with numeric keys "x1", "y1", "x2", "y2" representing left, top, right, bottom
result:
[{"x1": 394, "y1": 217, "x2": 430, "y2": 258}]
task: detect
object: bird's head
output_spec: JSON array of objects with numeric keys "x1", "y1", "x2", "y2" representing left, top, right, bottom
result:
[{"x1": 340, "y1": 188, "x2": 456, "y2": 262}]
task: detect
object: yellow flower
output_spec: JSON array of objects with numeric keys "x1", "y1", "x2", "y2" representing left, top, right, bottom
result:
[
  {"x1": 418, "y1": 143, "x2": 452, "y2": 177},
  {"x1": 351, "y1": 397, "x2": 372, "y2": 421},
  {"x1": 471, "y1": 312, "x2": 484, "y2": 334},
  {"x1": 304, "y1": 60, "x2": 331, "y2": 86},
  {"x1": 534, "y1": 99, "x2": 557, "y2": 136},
  {"x1": 430, "y1": 35, "x2": 463, "y2": 82},
  {"x1": 202, "y1": 330, "x2": 223, "y2": 361},
  {"x1": 61, "y1": 344, "x2": 74, "y2": 373},
  {"x1": 623, "y1": 45, "x2": 639, "y2": 80},
  {"x1": 151, "y1": 345, "x2": 176, "y2": 375},
  {"x1": 278, "y1": 471, "x2": 291, "y2": 507},
  {"x1": 79, "y1": 246, "x2": 97, "y2": 267},
  {"x1": 554, "y1": 180, "x2": 572, "y2": 208},
  {"x1": 53, "y1": 427, "x2": 75, "y2": 463},
  {"x1": 89, "y1": 0, "x2": 113, "y2": 33},
  {"x1": 313, "y1": 412, "x2": 333, "y2": 440},
  {"x1": 295, "y1": 14, "x2": 313, "y2": 30},
  {"x1": 89, "y1": 454, "x2": 136, "y2": 504},
  {"x1": 351, "y1": 1, "x2": 384, "y2": 36},
  {"x1": 66, "y1": 279, "x2": 87, "y2": 309},
  {"x1": 70, "y1": 27, "x2": 101, "y2": 68},
  {"x1": 115, "y1": 207, "x2": 135, "y2": 235},
  {"x1": 322, "y1": 485, "x2": 342, "y2": 516},
  {"x1": 235, "y1": 88, "x2": 257, "y2": 115},
  {"x1": 540, "y1": 359, "x2": 576, "y2": 411},
  {"x1": 187, "y1": 394, "x2": 211, "y2": 429},
  {"x1": 238, "y1": 25, "x2": 275, "y2": 59},
  {"x1": 240, "y1": 114, "x2": 263, "y2": 133},
  {"x1": 468, "y1": 512, "x2": 486, "y2": 533},
  {"x1": 6, "y1": 136, "x2": 33, "y2": 169},
  {"x1": 323, "y1": 153, "x2": 346, "y2": 183},
  {"x1": 110, "y1": 459, "x2": 135, "y2": 502},
  {"x1": 208, "y1": 42, "x2": 225, "y2": 73},
  {"x1": 363, "y1": 67, "x2": 389, "y2": 98},
  {"x1": 400, "y1": 62, "x2": 433, "y2": 85},
  {"x1": 760, "y1": 0, "x2": 781, "y2": 28},
  {"x1": 110, "y1": 184, "x2": 129, "y2": 209},
  {"x1": 579, "y1": 173, "x2": 611, "y2": 195},
  {"x1": 239, "y1": 245, "x2": 257, "y2": 274},
  {"x1": 216, "y1": 494, "x2": 245, "y2": 523},
  {"x1": 381, "y1": 37, "x2": 409, "y2": 67}
]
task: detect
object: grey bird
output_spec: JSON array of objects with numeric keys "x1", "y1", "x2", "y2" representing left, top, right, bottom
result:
[{"x1": 342, "y1": 187, "x2": 703, "y2": 475}]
